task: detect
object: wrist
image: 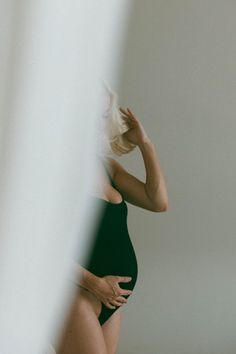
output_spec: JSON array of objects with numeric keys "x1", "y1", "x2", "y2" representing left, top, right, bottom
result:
[
  {"x1": 80, "y1": 269, "x2": 101, "y2": 293},
  {"x1": 138, "y1": 137, "x2": 153, "y2": 150}
]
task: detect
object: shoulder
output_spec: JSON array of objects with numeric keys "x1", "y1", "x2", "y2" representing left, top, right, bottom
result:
[{"x1": 107, "y1": 158, "x2": 126, "y2": 179}]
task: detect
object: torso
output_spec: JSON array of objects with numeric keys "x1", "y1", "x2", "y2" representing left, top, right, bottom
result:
[{"x1": 78, "y1": 157, "x2": 139, "y2": 326}]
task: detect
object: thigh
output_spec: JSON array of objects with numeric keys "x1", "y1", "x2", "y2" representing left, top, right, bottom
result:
[
  {"x1": 101, "y1": 308, "x2": 122, "y2": 354},
  {"x1": 56, "y1": 287, "x2": 106, "y2": 354},
  {"x1": 77, "y1": 286, "x2": 103, "y2": 317}
]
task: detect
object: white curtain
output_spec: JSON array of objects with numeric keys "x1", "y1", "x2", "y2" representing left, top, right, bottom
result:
[{"x1": 0, "y1": 1, "x2": 133, "y2": 353}]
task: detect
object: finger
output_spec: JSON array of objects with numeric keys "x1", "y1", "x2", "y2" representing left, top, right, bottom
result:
[
  {"x1": 127, "y1": 107, "x2": 136, "y2": 117},
  {"x1": 119, "y1": 107, "x2": 129, "y2": 115},
  {"x1": 121, "y1": 116, "x2": 135, "y2": 127},
  {"x1": 121, "y1": 114, "x2": 132, "y2": 120},
  {"x1": 120, "y1": 106, "x2": 136, "y2": 119},
  {"x1": 105, "y1": 301, "x2": 116, "y2": 310},
  {"x1": 127, "y1": 109, "x2": 138, "y2": 121},
  {"x1": 110, "y1": 295, "x2": 119, "y2": 302},
  {"x1": 120, "y1": 108, "x2": 133, "y2": 119},
  {"x1": 111, "y1": 299, "x2": 124, "y2": 307},
  {"x1": 110, "y1": 296, "x2": 127, "y2": 306},
  {"x1": 122, "y1": 116, "x2": 135, "y2": 125},
  {"x1": 121, "y1": 114, "x2": 133, "y2": 123},
  {"x1": 121, "y1": 116, "x2": 133, "y2": 126},
  {"x1": 117, "y1": 276, "x2": 132, "y2": 283},
  {"x1": 120, "y1": 289, "x2": 133, "y2": 296},
  {"x1": 116, "y1": 296, "x2": 128, "y2": 303}
]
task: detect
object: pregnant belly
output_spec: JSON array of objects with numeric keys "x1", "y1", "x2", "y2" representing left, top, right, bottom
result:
[{"x1": 85, "y1": 233, "x2": 138, "y2": 291}]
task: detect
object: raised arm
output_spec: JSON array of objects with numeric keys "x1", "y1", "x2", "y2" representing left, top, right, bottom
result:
[{"x1": 109, "y1": 107, "x2": 169, "y2": 212}]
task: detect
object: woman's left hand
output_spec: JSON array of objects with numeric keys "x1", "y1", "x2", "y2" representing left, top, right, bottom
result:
[{"x1": 119, "y1": 107, "x2": 150, "y2": 146}]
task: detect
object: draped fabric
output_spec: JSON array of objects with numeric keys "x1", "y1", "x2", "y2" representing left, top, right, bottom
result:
[{"x1": 0, "y1": 1, "x2": 133, "y2": 353}]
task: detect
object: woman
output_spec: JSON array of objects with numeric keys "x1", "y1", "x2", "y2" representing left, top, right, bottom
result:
[{"x1": 56, "y1": 82, "x2": 169, "y2": 354}]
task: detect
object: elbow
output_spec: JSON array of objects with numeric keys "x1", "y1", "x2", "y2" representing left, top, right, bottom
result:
[
  {"x1": 151, "y1": 200, "x2": 169, "y2": 212},
  {"x1": 160, "y1": 203, "x2": 169, "y2": 212}
]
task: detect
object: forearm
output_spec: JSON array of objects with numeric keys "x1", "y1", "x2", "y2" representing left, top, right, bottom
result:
[
  {"x1": 138, "y1": 138, "x2": 169, "y2": 210},
  {"x1": 70, "y1": 260, "x2": 100, "y2": 292}
]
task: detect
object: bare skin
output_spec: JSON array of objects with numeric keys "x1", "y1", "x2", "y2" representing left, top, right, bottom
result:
[
  {"x1": 56, "y1": 286, "x2": 123, "y2": 354},
  {"x1": 55, "y1": 107, "x2": 169, "y2": 353}
]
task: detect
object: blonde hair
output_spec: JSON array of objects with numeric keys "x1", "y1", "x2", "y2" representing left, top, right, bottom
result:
[{"x1": 96, "y1": 79, "x2": 137, "y2": 159}]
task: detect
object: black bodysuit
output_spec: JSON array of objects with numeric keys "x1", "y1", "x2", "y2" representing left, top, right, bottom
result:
[{"x1": 80, "y1": 159, "x2": 138, "y2": 326}]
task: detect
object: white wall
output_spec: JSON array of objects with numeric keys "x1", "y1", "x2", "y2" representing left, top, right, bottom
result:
[{"x1": 117, "y1": 1, "x2": 236, "y2": 353}]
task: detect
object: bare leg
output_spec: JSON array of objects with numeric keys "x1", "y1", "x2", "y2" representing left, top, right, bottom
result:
[
  {"x1": 101, "y1": 308, "x2": 122, "y2": 354},
  {"x1": 56, "y1": 287, "x2": 107, "y2": 354}
]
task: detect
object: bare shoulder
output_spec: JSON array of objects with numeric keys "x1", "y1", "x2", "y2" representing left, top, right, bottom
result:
[
  {"x1": 106, "y1": 157, "x2": 167, "y2": 212},
  {"x1": 107, "y1": 158, "x2": 126, "y2": 178}
]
